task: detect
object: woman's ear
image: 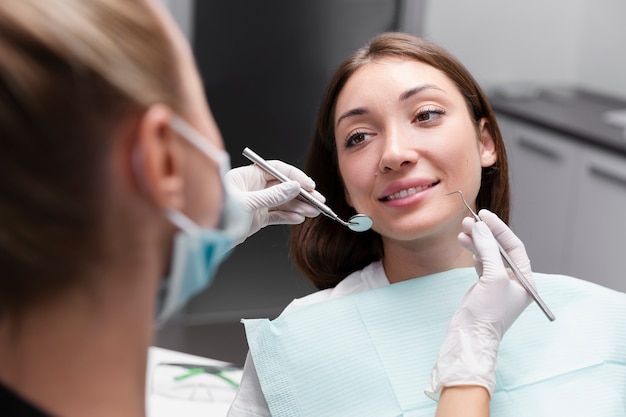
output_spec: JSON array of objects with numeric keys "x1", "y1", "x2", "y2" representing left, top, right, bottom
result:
[
  {"x1": 478, "y1": 118, "x2": 498, "y2": 168},
  {"x1": 134, "y1": 104, "x2": 185, "y2": 210}
]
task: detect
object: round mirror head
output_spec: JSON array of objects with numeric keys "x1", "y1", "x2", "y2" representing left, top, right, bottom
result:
[{"x1": 348, "y1": 214, "x2": 373, "y2": 232}]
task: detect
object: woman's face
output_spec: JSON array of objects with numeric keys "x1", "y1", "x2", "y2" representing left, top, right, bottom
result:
[{"x1": 333, "y1": 57, "x2": 496, "y2": 242}]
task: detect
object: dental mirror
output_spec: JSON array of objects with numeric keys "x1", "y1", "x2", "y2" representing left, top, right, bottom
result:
[
  {"x1": 242, "y1": 147, "x2": 373, "y2": 233},
  {"x1": 346, "y1": 214, "x2": 374, "y2": 232}
]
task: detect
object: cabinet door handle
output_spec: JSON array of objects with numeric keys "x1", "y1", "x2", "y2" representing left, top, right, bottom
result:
[
  {"x1": 518, "y1": 137, "x2": 561, "y2": 161},
  {"x1": 589, "y1": 165, "x2": 626, "y2": 190}
]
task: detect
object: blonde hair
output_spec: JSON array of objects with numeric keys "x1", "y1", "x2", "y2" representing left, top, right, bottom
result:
[
  {"x1": 0, "y1": 0, "x2": 182, "y2": 109},
  {"x1": 0, "y1": 0, "x2": 182, "y2": 314}
]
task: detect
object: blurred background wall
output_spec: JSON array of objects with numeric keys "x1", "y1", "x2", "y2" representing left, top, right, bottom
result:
[{"x1": 423, "y1": 0, "x2": 626, "y2": 99}]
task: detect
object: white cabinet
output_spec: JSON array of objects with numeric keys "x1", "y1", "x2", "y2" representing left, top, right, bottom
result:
[
  {"x1": 565, "y1": 149, "x2": 626, "y2": 291},
  {"x1": 497, "y1": 116, "x2": 582, "y2": 274},
  {"x1": 497, "y1": 114, "x2": 626, "y2": 292}
]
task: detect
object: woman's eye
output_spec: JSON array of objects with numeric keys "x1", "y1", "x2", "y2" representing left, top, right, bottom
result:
[
  {"x1": 345, "y1": 131, "x2": 372, "y2": 147},
  {"x1": 414, "y1": 107, "x2": 445, "y2": 124}
]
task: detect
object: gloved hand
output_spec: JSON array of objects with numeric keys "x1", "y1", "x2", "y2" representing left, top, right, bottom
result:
[
  {"x1": 225, "y1": 160, "x2": 324, "y2": 246},
  {"x1": 425, "y1": 209, "x2": 534, "y2": 400}
]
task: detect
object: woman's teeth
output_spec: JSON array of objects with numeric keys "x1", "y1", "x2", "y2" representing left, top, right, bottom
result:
[{"x1": 385, "y1": 184, "x2": 431, "y2": 201}]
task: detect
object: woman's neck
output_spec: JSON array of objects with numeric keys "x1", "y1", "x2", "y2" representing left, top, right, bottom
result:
[
  {"x1": 0, "y1": 267, "x2": 157, "y2": 417},
  {"x1": 382, "y1": 229, "x2": 474, "y2": 284}
]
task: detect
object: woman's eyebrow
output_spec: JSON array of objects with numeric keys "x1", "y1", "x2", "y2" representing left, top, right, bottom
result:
[
  {"x1": 336, "y1": 107, "x2": 369, "y2": 127},
  {"x1": 399, "y1": 84, "x2": 443, "y2": 101}
]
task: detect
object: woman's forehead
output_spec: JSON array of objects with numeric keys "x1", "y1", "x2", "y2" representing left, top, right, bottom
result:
[
  {"x1": 346, "y1": 58, "x2": 452, "y2": 92},
  {"x1": 335, "y1": 58, "x2": 460, "y2": 115}
]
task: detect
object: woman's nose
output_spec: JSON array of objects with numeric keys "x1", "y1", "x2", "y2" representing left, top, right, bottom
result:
[{"x1": 378, "y1": 128, "x2": 419, "y2": 172}]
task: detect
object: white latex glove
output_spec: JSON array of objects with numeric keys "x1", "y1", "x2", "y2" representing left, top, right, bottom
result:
[
  {"x1": 425, "y1": 209, "x2": 534, "y2": 400},
  {"x1": 224, "y1": 160, "x2": 324, "y2": 246}
]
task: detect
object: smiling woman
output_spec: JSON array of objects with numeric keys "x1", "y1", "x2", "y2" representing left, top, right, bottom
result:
[
  {"x1": 333, "y1": 58, "x2": 497, "y2": 270},
  {"x1": 229, "y1": 32, "x2": 626, "y2": 417},
  {"x1": 293, "y1": 34, "x2": 509, "y2": 289}
]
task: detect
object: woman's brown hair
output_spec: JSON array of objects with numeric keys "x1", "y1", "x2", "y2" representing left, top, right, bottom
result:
[
  {"x1": 0, "y1": 0, "x2": 182, "y2": 315},
  {"x1": 290, "y1": 32, "x2": 510, "y2": 290}
]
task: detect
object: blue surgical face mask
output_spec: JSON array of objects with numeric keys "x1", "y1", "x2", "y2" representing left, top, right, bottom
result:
[{"x1": 152, "y1": 115, "x2": 247, "y2": 326}]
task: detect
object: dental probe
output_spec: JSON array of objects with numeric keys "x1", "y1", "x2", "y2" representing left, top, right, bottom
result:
[
  {"x1": 242, "y1": 147, "x2": 373, "y2": 232},
  {"x1": 448, "y1": 190, "x2": 556, "y2": 322}
]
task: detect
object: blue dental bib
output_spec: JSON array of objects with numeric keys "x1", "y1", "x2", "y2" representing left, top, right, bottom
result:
[{"x1": 243, "y1": 268, "x2": 626, "y2": 417}]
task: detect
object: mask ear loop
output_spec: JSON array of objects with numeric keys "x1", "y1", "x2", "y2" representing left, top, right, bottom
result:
[
  {"x1": 168, "y1": 115, "x2": 245, "y2": 238},
  {"x1": 169, "y1": 115, "x2": 230, "y2": 174},
  {"x1": 165, "y1": 209, "x2": 200, "y2": 236},
  {"x1": 131, "y1": 115, "x2": 207, "y2": 238}
]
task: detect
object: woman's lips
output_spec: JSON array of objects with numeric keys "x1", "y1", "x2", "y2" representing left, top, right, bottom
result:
[{"x1": 380, "y1": 181, "x2": 440, "y2": 202}]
